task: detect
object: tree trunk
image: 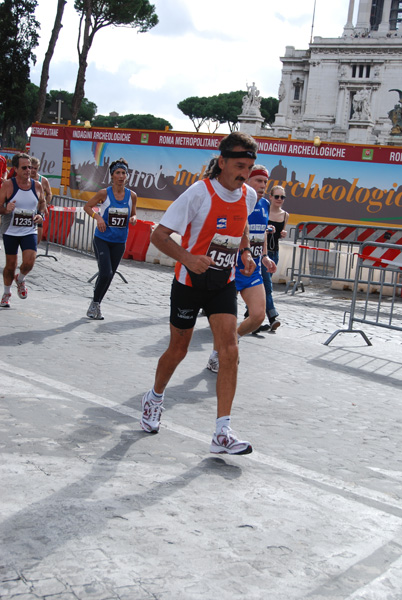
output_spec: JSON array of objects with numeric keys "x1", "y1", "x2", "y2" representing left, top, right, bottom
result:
[
  {"x1": 35, "y1": 0, "x2": 67, "y2": 122},
  {"x1": 71, "y1": 0, "x2": 92, "y2": 123}
]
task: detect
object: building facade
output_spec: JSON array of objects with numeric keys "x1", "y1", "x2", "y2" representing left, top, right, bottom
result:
[{"x1": 270, "y1": 0, "x2": 402, "y2": 144}]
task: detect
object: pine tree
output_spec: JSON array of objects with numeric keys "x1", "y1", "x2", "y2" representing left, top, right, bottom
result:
[
  {"x1": 0, "y1": 0, "x2": 39, "y2": 146},
  {"x1": 71, "y1": 0, "x2": 158, "y2": 123},
  {"x1": 35, "y1": 0, "x2": 67, "y2": 123}
]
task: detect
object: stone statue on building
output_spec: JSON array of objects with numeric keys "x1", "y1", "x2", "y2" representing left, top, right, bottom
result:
[
  {"x1": 351, "y1": 89, "x2": 372, "y2": 121},
  {"x1": 388, "y1": 89, "x2": 402, "y2": 134},
  {"x1": 388, "y1": 104, "x2": 402, "y2": 134},
  {"x1": 241, "y1": 82, "x2": 262, "y2": 117},
  {"x1": 278, "y1": 81, "x2": 286, "y2": 102}
]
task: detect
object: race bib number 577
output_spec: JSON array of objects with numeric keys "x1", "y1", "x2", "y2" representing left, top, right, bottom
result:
[{"x1": 108, "y1": 207, "x2": 128, "y2": 228}]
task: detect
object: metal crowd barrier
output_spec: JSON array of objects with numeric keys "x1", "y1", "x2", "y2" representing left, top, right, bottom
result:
[
  {"x1": 37, "y1": 196, "x2": 97, "y2": 261},
  {"x1": 285, "y1": 221, "x2": 402, "y2": 295},
  {"x1": 52, "y1": 194, "x2": 86, "y2": 209},
  {"x1": 36, "y1": 195, "x2": 128, "y2": 284},
  {"x1": 324, "y1": 241, "x2": 402, "y2": 346}
]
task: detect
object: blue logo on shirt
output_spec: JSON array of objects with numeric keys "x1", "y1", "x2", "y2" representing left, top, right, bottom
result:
[{"x1": 217, "y1": 217, "x2": 227, "y2": 229}]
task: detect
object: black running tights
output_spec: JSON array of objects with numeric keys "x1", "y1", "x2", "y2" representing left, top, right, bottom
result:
[{"x1": 93, "y1": 236, "x2": 125, "y2": 303}]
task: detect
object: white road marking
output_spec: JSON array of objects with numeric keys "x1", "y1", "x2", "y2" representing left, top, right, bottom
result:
[{"x1": 1, "y1": 359, "x2": 401, "y2": 515}]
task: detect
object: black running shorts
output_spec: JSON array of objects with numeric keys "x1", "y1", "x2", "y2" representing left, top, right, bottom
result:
[
  {"x1": 2, "y1": 233, "x2": 37, "y2": 254},
  {"x1": 170, "y1": 278, "x2": 237, "y2": 329}
]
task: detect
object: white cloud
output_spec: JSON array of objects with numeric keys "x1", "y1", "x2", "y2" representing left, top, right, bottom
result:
[{"x1": 31, "y1": 0, "x2": 350, "y2": 131}]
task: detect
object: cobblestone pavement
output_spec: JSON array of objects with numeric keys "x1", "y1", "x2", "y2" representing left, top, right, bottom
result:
[{"x1": 1, "y1": 245, "x2": 402, "y2": 600}]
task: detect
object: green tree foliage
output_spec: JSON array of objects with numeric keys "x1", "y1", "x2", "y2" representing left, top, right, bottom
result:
[
  {"x1": 71, "y1": 0, "x2": 158, "y2": 122},
  {"x1": 28, "y1": 87, "x2": 97, "y2": 125},
  {"x1": 177, "y1": 97, "x2": 211, "y2": 132},
  {"x1": 92, "y1": 113, "x2": 172, "y2": 130},
  {"x1": 178, "y1": 91, "x2": 279, "y2": 133},
  {"x1": 260, "y1": 97, "x2": 279, "y2": 127},
  {"x1": 46, "y1": 90, "x2": 97, "y2": 122},
  {"x1": 0, "y1": 0, "x2": 40, "y2": 146},
  {"x1": 24, "y1": 82, "x2": 41, "y2": 126}
]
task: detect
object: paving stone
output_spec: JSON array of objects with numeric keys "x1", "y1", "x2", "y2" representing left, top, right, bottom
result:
[{"x1": 1, "y1": 245, "x2": 402, "y2": 600}]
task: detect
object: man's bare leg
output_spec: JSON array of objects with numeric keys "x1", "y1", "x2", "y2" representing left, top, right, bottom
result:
[
  {"x1": 209, "y1": 312, "x2": 252, "y2": 454},
  {"x1": 153, "y1": 324, "x2": 193, "y2": 394},
  {"x1": 141, "y1": 324, "x2": 193, "y2": 434},
  {"x1": 237, "y1": 284, "x2": 266, "y2": 337},
  {"x1": 209, "y1": 313, "x2": 238, "y2": 417}
]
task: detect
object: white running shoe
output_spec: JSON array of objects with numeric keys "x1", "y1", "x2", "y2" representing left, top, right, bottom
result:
[
  {"x1": 14, "y1": 275, "x2": 27, "y2": 299},
  {"x1": 206, "y1": 354, "x2": 219, "y2": 373},
  {"x1": 140, "y1": 391, "x2": 164, "y2": 434},
  {"x1": 210, "y1": 426, "x2": 252, "y2": 455},
  {"x1": 1, "y1": 292, "x2": 11, "y2": 308},
  {"x1": 87, "y1": 300, "x2": 104, "y2": 320}
]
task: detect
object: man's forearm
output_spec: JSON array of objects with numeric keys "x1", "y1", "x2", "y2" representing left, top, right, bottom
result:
[
  {"x1": 239, "y1": 223, "x2": 250, "y2": 250},
  {"x1": 151, "y1": 227, "x2": 188, "y2": 264}
]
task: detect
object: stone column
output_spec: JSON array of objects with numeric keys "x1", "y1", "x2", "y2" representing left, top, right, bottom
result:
[
  {"x1": 343, "y1": 0, "x2": 355, "y2": 34},
  {"x1": 378, "y1": 0, "x2": 393, "y2": 32},
  {"x1": 335, "y1": 86, "x2": 346, "y2": 127},
  {"x1": 355, "y1": 0, "x2": 371, "y2": 34}
]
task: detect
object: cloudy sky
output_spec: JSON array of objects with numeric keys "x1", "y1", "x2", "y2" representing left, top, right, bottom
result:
[{"x1": 30, "y1": 0, "x2": 351, "y2": 133}]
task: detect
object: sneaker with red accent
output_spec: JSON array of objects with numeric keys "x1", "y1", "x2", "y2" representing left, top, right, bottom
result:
[
  {"x1": 210, "y1": 426, "x2": 252, "y2": 455},
  {"x1": 140, "y1": 391, "x2": 164, "y2": 434},
  {"x1": 0, "y1": 292, "x2": 11, "y2": 308},
  {"x1": 14, "y1": 275, "x2": 27, "y2": 299}
]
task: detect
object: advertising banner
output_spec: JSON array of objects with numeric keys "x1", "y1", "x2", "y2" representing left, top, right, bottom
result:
[
  {"x1": 29, "y1": 124, "x2": 402, "y2": 226},
  {"x1": 29, "y1": 125, "x2": 65, "y2": 188}
]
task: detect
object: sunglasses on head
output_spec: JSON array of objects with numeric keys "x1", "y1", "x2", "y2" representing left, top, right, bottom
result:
[
  {"x1": 273, "y1": 194, "x2": 285, "y2": 200},
  {"x1": 20, "y1": 165, "x2": 32, "y2": 170}
]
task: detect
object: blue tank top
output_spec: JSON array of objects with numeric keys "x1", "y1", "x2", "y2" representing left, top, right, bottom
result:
[
  {"x1": 235, "y1": 197, "x2": 270, "y2": 275},
  {"x1": 94, "y1": 186, "x2": 132, "y2": 244}
]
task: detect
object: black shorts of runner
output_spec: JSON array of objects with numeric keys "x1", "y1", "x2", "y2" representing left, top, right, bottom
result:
[
  {"x1": 170, "y1": 278, "x2": 237, "y2": 330},
  {"x1": 2, "y1": 233, "x2": 37, "y2": 254}
]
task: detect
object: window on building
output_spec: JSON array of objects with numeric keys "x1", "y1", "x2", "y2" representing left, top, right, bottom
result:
[
  {"x1": 390, "y1": 0, "x2": 402, "y2": 29},
  {"x1": 351, "y1": 64, "x2": 371, "y2": 78},
  {"x1": 293, "y1": 79, "x2": 302, "y2": 101}
]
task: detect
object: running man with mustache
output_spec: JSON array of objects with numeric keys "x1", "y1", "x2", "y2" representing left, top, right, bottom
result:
[{"x1": 141, "y1": 132, "x2": 259, "y2": 455}]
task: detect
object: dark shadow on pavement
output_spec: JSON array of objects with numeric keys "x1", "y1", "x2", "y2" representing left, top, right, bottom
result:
[
  {"x1": 310, "y1": 347, "x2": 402, "y2": 389},
  {"x1": 0, "y1": 417, "x2": 242, "y2": 576}
]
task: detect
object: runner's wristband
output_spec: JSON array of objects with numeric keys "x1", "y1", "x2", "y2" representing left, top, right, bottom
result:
[{"x1": 239, "y1": 247, "x2": 252, "y2": 256}]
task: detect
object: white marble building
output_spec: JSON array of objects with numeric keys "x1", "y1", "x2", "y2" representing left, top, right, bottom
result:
[{"x1": 269, "y1": 0, "x2": 402, "y2": 144}]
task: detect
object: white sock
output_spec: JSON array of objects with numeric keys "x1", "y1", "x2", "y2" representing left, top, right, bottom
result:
[
  {"x1": 210, "y1": 349, "x2": 218, "y2": 359},
  {"x1": 4, "y1": 285, "x2": 11, "y2": 294},
  {"x1": 150, "y1": 388, "x2": 164, "y2": 403},
  {"x1": 216, "y1": 415, "x2": 231, "y2": 434},
  {"x1": 17, "y1": 272, "x2": 25, "y2": 283}
]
